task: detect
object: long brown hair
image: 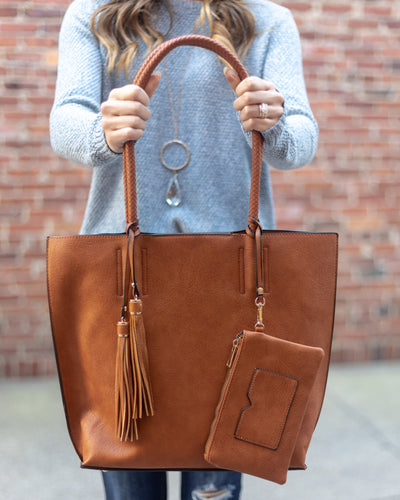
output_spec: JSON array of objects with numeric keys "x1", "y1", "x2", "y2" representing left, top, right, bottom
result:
[{"x1": 90, "y1": 0, "x2": 256, "y2": 74}]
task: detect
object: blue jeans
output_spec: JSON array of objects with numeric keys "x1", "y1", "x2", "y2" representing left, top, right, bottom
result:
[{"x1": 102, "y1": 470, "x2": 242, "y2": 500}]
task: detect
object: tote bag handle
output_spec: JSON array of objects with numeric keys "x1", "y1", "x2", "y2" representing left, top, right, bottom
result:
[{"x1": 123, "y1": 34, "x2": 264, "y2": 234}]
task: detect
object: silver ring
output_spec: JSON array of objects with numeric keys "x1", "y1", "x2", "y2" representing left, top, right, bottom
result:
[
  {"x1": 160, "y1": 139, "x2": 190, "y2": 172},
  {"x1": 259, "y1": 103, "x2": 269, "y2": 119}
]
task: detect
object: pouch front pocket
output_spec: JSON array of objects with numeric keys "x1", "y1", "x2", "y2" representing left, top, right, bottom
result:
[{"x1": 235, "y1": 368, "x2": 298, "y2": 450}]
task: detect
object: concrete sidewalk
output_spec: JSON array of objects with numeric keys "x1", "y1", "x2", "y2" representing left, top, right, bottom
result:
[{"x1": 1, "y1": 361, "x2": 400, "y2": 500}]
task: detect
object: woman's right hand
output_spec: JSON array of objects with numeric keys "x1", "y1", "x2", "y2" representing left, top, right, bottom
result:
[{"x1": 101, "y1": 72, "x2": 161, "y2": 154}]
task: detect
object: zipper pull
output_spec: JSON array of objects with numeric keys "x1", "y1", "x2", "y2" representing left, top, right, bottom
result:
[{"x1": 226, "y1": 333, "x2": 243, "y2": 368}]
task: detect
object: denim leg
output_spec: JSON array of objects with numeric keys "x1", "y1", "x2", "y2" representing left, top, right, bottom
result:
[
  {"x1": 102, "y1": 470, "x2": 167, "y2": 500},
  {"x1": 181, "y1": 471, "x2": 241, "y2": 500}
]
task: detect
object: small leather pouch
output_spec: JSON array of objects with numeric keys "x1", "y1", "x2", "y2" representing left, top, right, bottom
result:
[{"x1": 204, "y1": 330, "x2": 324, "y2": 484}]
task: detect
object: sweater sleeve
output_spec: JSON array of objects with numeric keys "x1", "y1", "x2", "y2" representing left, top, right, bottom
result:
[
  {"x1": 244, "y1": 8, "x2": 318, "y2": 170},
  {"x1": 49, "y1": 0, "x2": 120, "y2": 167}
]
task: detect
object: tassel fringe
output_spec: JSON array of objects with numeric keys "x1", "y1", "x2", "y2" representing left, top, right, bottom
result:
[
  {"x1": 115, "y1": 320, "x2": 136, "y2": 441},
  {"x1": 129, "y1": 298, "x2": 154, "y2": 423},
  {"x1": 115, "y1": 299, "x2": 154, "y2": 442}
]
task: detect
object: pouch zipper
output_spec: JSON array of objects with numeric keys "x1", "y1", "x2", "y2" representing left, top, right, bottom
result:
[
  {"x1": 226, "y1": 332, "x2": 244, "y2": 369},
  {"x1": 204, "y1": 332, "x2": 245, "y2": 460}
]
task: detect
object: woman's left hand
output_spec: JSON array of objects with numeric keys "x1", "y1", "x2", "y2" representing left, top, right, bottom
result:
[{"x1": 224, "y1": 68, "x2": 284, "y2": 132}]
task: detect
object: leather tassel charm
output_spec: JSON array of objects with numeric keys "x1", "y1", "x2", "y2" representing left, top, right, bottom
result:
[
  {"x1": 115, "y1": 320, "x2": 137, "y2": 442},
  {"x1": 115, "y1": 226, "x2": 154, "y2": 441},
  {"x1": 129, "y1": 297, "x2": 154, "y2": 432}
]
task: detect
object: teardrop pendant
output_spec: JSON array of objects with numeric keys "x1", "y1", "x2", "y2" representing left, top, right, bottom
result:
[{"x1": 166, "y1": 173, "x2": 182, "y2": 207}]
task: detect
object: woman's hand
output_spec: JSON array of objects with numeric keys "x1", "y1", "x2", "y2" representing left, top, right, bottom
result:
[
  {"x1": 101, "y1": 72, "x2": 161, "y2": 153},
  {"x1": 224, "y1": 68, "x2": 284, "y2": 132}
]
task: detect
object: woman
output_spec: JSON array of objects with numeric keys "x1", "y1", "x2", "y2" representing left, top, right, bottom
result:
[{"x1": 50, "y1": 0, "x2": 318, "y2": 498}]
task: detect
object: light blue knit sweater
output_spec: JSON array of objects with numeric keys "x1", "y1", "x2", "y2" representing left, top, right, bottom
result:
[{"x1": 50, "y1": 0, "x2": 318, "y2": 235}]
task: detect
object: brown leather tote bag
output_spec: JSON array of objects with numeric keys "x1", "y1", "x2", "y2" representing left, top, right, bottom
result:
[{"x1": 47, "y1": 35, "x2": 338, "y2": 473}]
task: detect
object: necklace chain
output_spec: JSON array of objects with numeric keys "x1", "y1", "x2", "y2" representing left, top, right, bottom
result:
[
  {"x1": 162, "y1": 47, "x2": 194, "y2": 139},
  {"x1": 160, "y1": 48, "x2": 194, "y2": 207}
]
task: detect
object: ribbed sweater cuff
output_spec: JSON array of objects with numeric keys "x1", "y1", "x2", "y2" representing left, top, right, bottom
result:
[
  {"x1": 242, "y1": 108, "x2": 287, "y2": 148},
  {"x1": 261, "y1": 109, "x2": 287, "y2": 146},
  {"x1": 89, "y1": 112, "x2": 122, "y2": 166}
]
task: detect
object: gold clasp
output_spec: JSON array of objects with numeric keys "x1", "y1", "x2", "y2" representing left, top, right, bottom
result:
[{"x1": 255, "y1": 295, "x2": 265, "y2": 331}]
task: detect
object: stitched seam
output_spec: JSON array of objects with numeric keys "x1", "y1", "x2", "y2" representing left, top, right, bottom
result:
[
  {"x1": 263, "y1": 246, "x2": 270, "y2": 293},
  {"x1": 116, "y1": 248, "x2": 122, "y2": 296},
  {"x1": 141, "y1": 248, "x2": 148, "y2": 295},
  {"x1": 238, "y1": 248, "x2": 245, "y2": 294}
]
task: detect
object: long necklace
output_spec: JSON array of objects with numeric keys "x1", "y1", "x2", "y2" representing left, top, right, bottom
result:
[{"x1": 160, "y1": 48, "x2": 194, "y2": 207}]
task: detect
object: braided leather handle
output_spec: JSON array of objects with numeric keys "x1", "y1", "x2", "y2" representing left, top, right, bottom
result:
[{"x1": 123, "y1": 34, "x2": 263, "y2": 233}]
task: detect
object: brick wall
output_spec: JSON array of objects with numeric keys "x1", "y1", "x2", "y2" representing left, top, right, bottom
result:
[
  {"x1": 0, "y1": 0, "x2": 91, "y2": 376},
  {"x1": 276, "y1": 0, "x2": 400, "y2": 362},
  {"x1": 1, "y1": 0, "x2": 399, "y2": 376}
]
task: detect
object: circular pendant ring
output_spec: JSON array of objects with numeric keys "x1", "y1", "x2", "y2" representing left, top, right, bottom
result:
[{"x1": 160, "y1": 139, "x2": 191, "y2": 172}]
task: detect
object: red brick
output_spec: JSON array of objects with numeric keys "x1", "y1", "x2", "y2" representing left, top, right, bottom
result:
[
  {"x1": 386, "y1": 21, "x2": 400, "y2": 30},
  {"x1": 23, "y1": 37, "x2": 58, "y2": 47},
  {"x1": 284, "y1": 2, "x2": 312, "y2": 12},
  {"x1": 348, "y1": 19, "x2": 379, "y2": 29},
  {"x1": 322, "y1": 4, "x2": 352, "y2": 14},
  {"x1": 0, "y1": 37, "x2": 17, "y2": 46},
  {"x1": 0, "y1": 22, "x2": 39, "y2": 32},
  {"x1": 364, "y1": 6, "x2": 393, "y2": 17},
  {"x1": 6, "y1": 52, "x2": 42, "y2": 62},
  {"x1": 24, "y1": 8, "x2": 64, "y2": 18},
  {"x1": 0, "y1": 96, "x2": 19, "y2": 108},
  {"x1": 0, "y1": 8, "x2": 18, "y2": 16}
]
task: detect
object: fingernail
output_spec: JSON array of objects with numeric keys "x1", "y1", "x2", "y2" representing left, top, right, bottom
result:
[{"x1": 224, "y1": 67, "x2": 236, "y2": 81}]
